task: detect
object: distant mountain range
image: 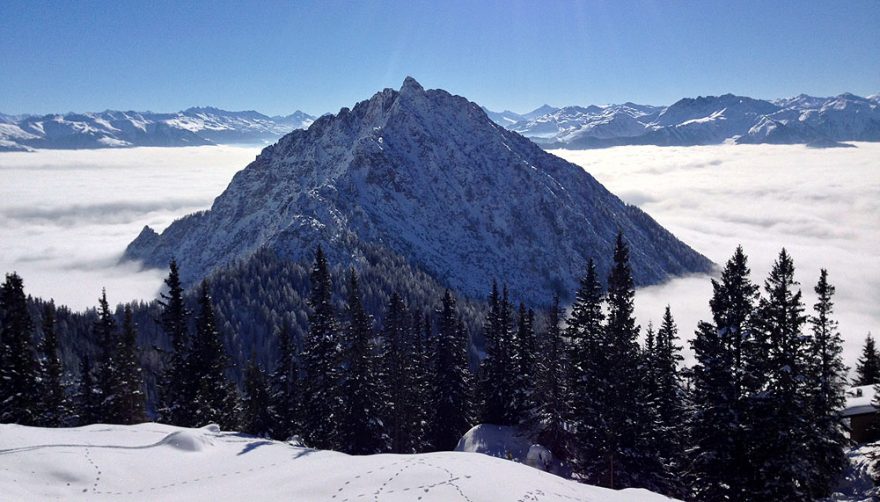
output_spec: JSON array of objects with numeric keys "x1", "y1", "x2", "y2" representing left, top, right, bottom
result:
[
  {"x1": 483, "y1": 92, "x2": 880, "y2": 148},
  {"x1": 5, "y1": 91, "x2": 876, "y2": 152},
  {"x1": 0, "y1": 107, "x2": 315, "y2": 151},
  {"x1": 124, "y1": 77, "x2": 712, "y2": 306}
]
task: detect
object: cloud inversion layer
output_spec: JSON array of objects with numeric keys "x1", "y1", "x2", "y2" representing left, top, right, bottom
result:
[
  {"x1": 0, "y1": 143, "x2": 876, "y2": 371},
  {"x1": 555, "y1": 143, "x2": 880, "y2": 370},
  {"x1": 0, "y1": 146, "x2": 261, "y2": 310}
]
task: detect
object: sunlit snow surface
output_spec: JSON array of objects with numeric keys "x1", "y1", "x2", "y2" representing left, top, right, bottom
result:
[
  {"x1": 0, "y1": 423, "x2": 674, "y2": 501},
  {"x1": 555, "y1": 143, "x2": 880, "y2": 366}
]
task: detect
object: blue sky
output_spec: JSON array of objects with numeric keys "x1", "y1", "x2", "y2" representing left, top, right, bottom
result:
[{"x1": 1, "y1": 0, "x2": 878, "y2": 115}]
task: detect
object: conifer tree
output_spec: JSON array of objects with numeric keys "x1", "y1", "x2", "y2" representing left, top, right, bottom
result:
[
  {"x1": 0, "y1": 272, "x2": 40, "y2": 424},
  {"x1": 269, "y1": 325, "x2": 299, "y2": 441},
  {"x1": 379, "y1": 292, "x2": 418, "y2": 453},
  {"x1": 94, "y1": 288, "x2": 122, "y2": 423},
  {"x1": 477, "y1": 282, "x2": 516, "y2": 425},
  {"x1": 747, "y1": 249, "x2": 810, "y2": 500},
  {"x1": 38, "y1": 303, "x2": 70, "y2": 426},
  {"x1": 534, "y1": 294, "x2": 568, "y2": 458},
  {"x1": 647, "y1": 306, "x2": 686, "y2": 497},
  {"x1": 156, "y1": 259, "x2": 192, "y2": 425},
  {"x1": 338, "y1": 269, "x2": 386, "y2": 454},
  {"x1": 301, "y1": 246, "x2": 343, "y2": 449},
  {"x1": 76, "y1": 354, "x2": 101, "y2": 425},
  {"x1": 427, "y1": 291, "x2": 473, "y2": 451},
  {"x1": 598, "y1": 233, "x2": 653, "y2": 489},
  {"x1": 189, "y1": 281, "x2": 238, "y2": 429},
  {"x1": 565, "y1": 258, "x2": 606, "y2": 478},
  {"x1": 406, "y1": 309, "x2": 431, "y2": 452},
  {"x1": 688, "y1": 246, "x2": 758, "y2": 501},
  {"x1": 803, "y1": 269, "x2": 848, "y2": 498},
  {"x1": 115, "y1": 305, "x2": 146, "y2": 424},
  {"x1": 854, "y1": 333, "x2": 880, "y2": 386},
  {"x1": 242, "y1": 356, "x2": 273, "y2": 437},
  {"x1": 511, "y1": 303, "x2": 536, "y2": 424}
]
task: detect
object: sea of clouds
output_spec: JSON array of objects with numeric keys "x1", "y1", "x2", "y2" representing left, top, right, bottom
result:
[
  {"x1": 0, "y1": 146, "x2": 261, "y2": 311},
  {"x1": 0, "y1": 143, "x2": 877, "y2": 369},
  {"x1": 556, "y1": 143, "x2": 879, "y2": 368}
]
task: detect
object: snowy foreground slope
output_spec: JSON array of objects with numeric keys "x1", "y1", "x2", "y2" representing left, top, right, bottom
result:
[{"x1": 0, "y1": 423, "x2": 675, "y2": 501}]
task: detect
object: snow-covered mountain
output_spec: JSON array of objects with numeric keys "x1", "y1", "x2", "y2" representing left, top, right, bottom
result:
[
  {"x1": 509, "y1": 103, "x2": 662, "y2": 145},
  {"x1": 488, "y1": 92, "x2": 880, "y2": 148},
  {"x1": 123, "y1": 77, "x2": 712, "y2": 306},
  {"x1": 0, "y1": 422, "x2": 675, "y2": 501},
  {"x1": 0, "y1": 108, "x2": 315, "y2": 151}
]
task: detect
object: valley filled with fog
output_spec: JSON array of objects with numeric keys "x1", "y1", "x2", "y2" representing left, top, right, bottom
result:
[
  {"x1": 557, "y1": 143, "x2": 880, "y2": 367},
  {"x1": 0, "y1": 143, "x2": 876, "y2": 368},
  {"x1": 0, "y1": 146, "x2": 260, "y2": 310}
]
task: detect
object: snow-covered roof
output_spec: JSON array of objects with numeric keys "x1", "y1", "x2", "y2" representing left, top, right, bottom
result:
[{"x1": 843, "y1": 385, "x2": 877, "y2": 417}]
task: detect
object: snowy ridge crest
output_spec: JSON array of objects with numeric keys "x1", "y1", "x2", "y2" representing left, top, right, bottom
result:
[
  {"x1": 487, "y1": 92, "x2": 880, "y2": 148},
  {"x1": 0, "y1": 108, "x2": 316, "y2": 151}
]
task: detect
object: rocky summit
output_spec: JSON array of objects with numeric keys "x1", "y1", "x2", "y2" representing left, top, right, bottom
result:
[{"x1": 124, "y1": 77, "x2": 713, "y2": 305}]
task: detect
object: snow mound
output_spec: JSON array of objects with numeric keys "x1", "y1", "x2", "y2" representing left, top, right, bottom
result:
[
  {"x1": 200, "y1": 423, "x2": 221, "y2": 433},
  {"x1": 455, "y1": 424, "x2": 569, "y2": 477},
  {"x1": 157, "y1": 429, "x2": 214, "y2": 452}
]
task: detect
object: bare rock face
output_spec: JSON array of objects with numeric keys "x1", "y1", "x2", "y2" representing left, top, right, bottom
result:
[{"x1": 124, "y1": 77, "x2": 713, "y2": 305}]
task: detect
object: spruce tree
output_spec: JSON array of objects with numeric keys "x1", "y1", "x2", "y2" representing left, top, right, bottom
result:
[
  {"x1": 747, "y1": 249, "x2": 810, "y2": 500},
  {"x1": 38, "y1": 303, "x2": 70, "y2": 426},
  {"x1": 598, "y1": 233, "x2": 653, "y2": 490},
  {"x1": 76, "y1": 354, "x2": 101, "y2": 425},
  {"x1": 648, "y1": 306, "x2": 686, "y2": 497},
  {"x1": 301, "y1": 246, "x2": 343, "y2": 449},
  {"x1": 379, "y1": 292, "x2": 421, "y2": 453},
  {"x1": 0, "y1": 272, "x2": 40, "y2": 424},
  {"x1": 269, "y1": 325, "x2": 299, "y2": 441},
  {"x1": 189, "y1": 281, "x2": 238, "y2": 429},
  {"x1": 338, "y1": 269, "x2": 386, "y2": 454},
  {"x1": 406, "y1": 309, "x2": 431, "y2": 453},
  {"x1": 534, "y1": 294, "x2": 568, "y2": 458},
  {"x1": 688, "y1": 246, "x2": 758, "y2": 501},
  {"x1": 565, "y1": 258, "x2": 606, "y2": 479},
  {"x1": 156, "y1": 259, "x2": 192, "y2": 425},
  {"x1": 511, "y1": 303, "x2": 536, "y2": 425},
  {"x1": 803, "y1": 269, "x2": 848, "y2": 498},
  {"x1": 116, "y1": 305, "x2": 146, "y2": 424},
  {"x1": 242, "y1": 356, "x2": 273, "y2": 437},
  {"x1": 854, "y1": 333, "x2": 880, "y2": 386},
  {"x1": 477, "y1": 282, "x2": 516, "y2": 425},
  {"x1": 427, "y1": 291, "x2": 473, "y2": 451},
  {"x1": 93, "y1": 288, "x2": 121, "y2": 423}
]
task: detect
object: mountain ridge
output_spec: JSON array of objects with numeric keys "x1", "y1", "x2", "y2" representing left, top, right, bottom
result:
[
  {"x1": 123, "y1": 77, "x2": 713, "y2": 306},
  {"x1": 491, "y1": 92, "x2": 880, "y2": 148},
  {"x1": 0, "y1": 107, "x2": 316, "y2": 151}
]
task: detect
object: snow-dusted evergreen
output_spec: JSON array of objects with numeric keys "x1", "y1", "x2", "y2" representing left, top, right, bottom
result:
[
  {"x1": 124, "y1": 77, "x2": 712, "y2": 307},
  {"x1": 854, "y1": 333, "x2": 880, "y2": 386},
  {"x1": 300, "y1": 247, "x2": 344, "y2": 450},
  {"x1": 0, "y1": 273, "x2": 40, "y2": 424},
  {"x1": 338, "y1": 269, "x2": 387, "y2": 454},
  {"x1": 427, "y1": 291, "x2": 474, "y2": 451}
]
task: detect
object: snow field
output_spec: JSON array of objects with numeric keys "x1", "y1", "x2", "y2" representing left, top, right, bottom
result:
[{"x1": 0, "y1": 423, "x2": 675, "y2": 501}]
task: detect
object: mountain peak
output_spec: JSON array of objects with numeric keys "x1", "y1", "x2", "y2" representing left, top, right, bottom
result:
[
  {"x1": 123, "y1": 80, "x2": 713, "y2": 304},
  {"x1": 400, "y1": 76, "x2": 425, "y2": 95}
]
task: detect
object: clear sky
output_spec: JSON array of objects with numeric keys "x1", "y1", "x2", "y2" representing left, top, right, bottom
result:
[{"x1": 1, "y1": 0, "x2": 878, "y2": 116}]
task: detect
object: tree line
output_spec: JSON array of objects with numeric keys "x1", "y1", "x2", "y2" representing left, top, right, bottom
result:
[{"x1": 0, "y1": 234, "x2": 854, "y2": 500}]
